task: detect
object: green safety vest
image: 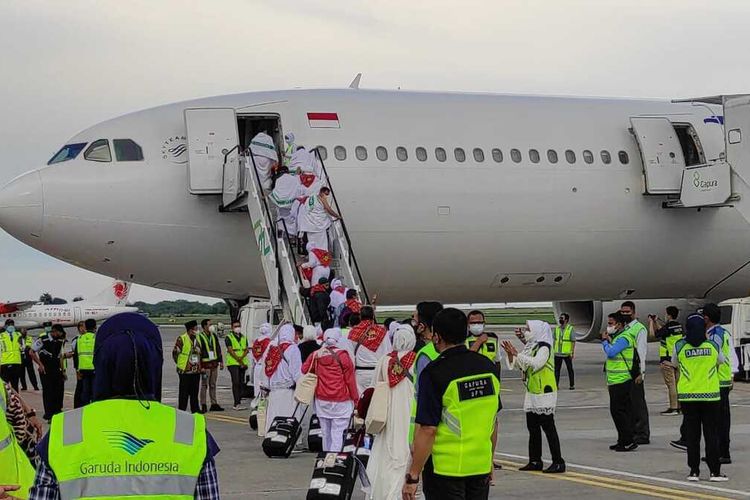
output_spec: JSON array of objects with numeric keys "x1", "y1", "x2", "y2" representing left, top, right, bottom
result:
[
  {"x1": 0, "y1": 383, "x2": 36, "y2": 498},
  {"x1": 465, "y1": 334, "x2": 499, "y2": 363},
  {"x1": 77, "y1": 332, "x2": 96, "y2": 371},
  {"x1": 409, "y1": 342, "x2": 440, "y2": 443},
  {"x1": 554, "y1": 325, "x2": 574, "y2": 356},
  {"x1": 676, "y1": 339, "x2": 720, "y2": 402},
  {"x1": 708, "y1": 326, "x2": 733, "y2": 388},
  {"x1": 226, "y1": 334, "x2": 248, "y2": 367},
  {"x1": 176, "y1": 333, "x2": 197, "y2": 372},
  {"x1": 605, "y1": 329, "x2": 635, "y2": 386},
  {"x1": 0, "y1": 332, "x2": 22, "y2": 366},
  {"x1": 431, "y1": 372, "x2": 500, "y2": 477},
  {"x1": 657, "y1": 322, "x2": 684, "y2": 358},
  {"x1": 525, "y1": 344, "x2": 557, "y2": 394},
  {"x1": 198, "y1": 332, "x2": 218, "y2": 363},
  {"x1": 48, "y1": 399, "x2": 207, "y2": 500}
]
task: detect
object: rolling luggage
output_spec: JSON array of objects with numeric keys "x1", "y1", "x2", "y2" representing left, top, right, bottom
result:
[
  {"x1": 306, "y1": 451, "x2": 358, "y2": 500},
  {"x1": 308, "y1": 414, "x2": 323, "y2": 452},
  {"x1": 343, "y1": 426, "x2": 372, "y2": 468},
  {"x1": 262, "y1": 404, "x2": 307, "y2": 458}
]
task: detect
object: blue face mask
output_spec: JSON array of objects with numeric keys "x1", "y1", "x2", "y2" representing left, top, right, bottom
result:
[{"x1": 6, "y1": 326, "x2": 15, "y2": 334}]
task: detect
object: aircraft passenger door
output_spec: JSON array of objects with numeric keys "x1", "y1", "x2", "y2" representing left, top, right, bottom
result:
[
  {"x1": 73, "y1": 306, "x2": 82, "y2": 323},
  {"x1": 184, "y1": 108, "x2": 239, "y2": 194},
  {"x1": 630, "y1": 117, "x2": 686, "y2": 194},
  {"x1": 723, "y1": 95, "x2": 750, "y2": 184}
]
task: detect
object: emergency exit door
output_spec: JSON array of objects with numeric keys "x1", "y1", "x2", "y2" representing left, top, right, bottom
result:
[
  {"x1": 630, "y1": 117, "x2": 686, "y2": 194},
  {"x1": 185, "y1": 108, "x2": 239, "y2": 194}
]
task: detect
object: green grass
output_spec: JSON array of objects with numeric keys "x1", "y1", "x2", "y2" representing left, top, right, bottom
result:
[
  {"x1": 377, "y1": 307, "x2": 555, "y2": 326},
  {"x1": 148, "y1": 315, "x2": 231, "y2": 326}
]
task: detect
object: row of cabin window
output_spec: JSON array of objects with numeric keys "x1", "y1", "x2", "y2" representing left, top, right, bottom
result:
[{"x1": 320, "y1": 145, "x2": 629, "y2": 165}]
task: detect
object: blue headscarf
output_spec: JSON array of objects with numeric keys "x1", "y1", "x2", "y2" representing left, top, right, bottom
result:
[
  {"x1": 685, "y1": 313, "x2": 706, "y2": 348},
  {"x1": 92, "y1": 312, "x2": 163, "y2": 402}
]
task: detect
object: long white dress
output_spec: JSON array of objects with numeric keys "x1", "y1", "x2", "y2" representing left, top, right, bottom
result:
[
  {"x1": 265, "y1": 344, "x2": 303, "y2": 433},
  {"x1": 299, "y1": 195, "x2": 333, "y2": 251}
]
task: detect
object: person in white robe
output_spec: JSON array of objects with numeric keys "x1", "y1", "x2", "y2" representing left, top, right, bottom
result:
[
  {"x1": 264, "y1": 324, "x2": 303, "y2": 433},
  {"x1": 248, "y1": 132, "x2": 278, "y2": 190},
  {"x1": 269, "y1": 167, "x2": 305, "y2": 235},
  {"x1": 365, "y1": 325, "x2": 417, "y2": 500},
  {"x1": 252, "y1": 323, "x2": 272, "y2": 399},
  {"x1": 298, "y1": 186, "x2": 340, "y2": 251}
]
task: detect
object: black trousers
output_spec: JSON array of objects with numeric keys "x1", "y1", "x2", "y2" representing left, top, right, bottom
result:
[
  {"x1": 608, "y1": 380, "x2": 635, "y2": 446},
  {"x1": 228, "y1": 365, "x2": 247, "y2": 406},
  {"x1": 526, "y1": 412, "x2": 563, "y2": 463},
  {"x1": 75, "y1": 371, "x2": 95, "y2": 408},
  {"x1": 630, "y1": 380, "x2": 650, "y2": 442},
  {"x1": 718, "y1": 387, "x2": 731, "y2": 458},
  {"x1": 554, "y1": 356, "x2": 575, "y2": 388},
  {"x1": 40, "y1": 372, "x2": 65, "y2": 420},
  {"x1": 20, "y1": 354, "x2": 38, "y2": 390},
  {"x1": 682, "y1": 401, "x2": 721, "y2": 475},
  {"x1": 0, "y1": 364, "x2": 22, "y2": 392},
  {"x1": 178, "y1": 373, "x2": 200, "y2": 413},
  {"x1": 422, "y1": 458, "x2": 490, "y2": 500}
]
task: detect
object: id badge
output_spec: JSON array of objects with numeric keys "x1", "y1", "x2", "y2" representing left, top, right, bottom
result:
[
  {"x1": 208, "y1": 350, "x2": 216, "y2": 361},
  {"x1": 190, "y1": 354, "x2": 200, "y2": 364}
]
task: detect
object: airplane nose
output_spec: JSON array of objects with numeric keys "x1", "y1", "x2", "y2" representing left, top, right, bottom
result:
[{"x1": 0, "y1": 170, "x2": 44, "y2": 239}]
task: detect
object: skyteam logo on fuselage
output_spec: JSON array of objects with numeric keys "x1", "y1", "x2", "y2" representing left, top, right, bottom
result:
[
  {"x1": 704, "y1": 115, "x2": 724, "y2": 125},
  {"x1": 104, "y1": 431, "x2": 154, "y2": 456}
]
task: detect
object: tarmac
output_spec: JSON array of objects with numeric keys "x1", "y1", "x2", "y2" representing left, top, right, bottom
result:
[{"x1": 16, "y1": 325, "x2": 750, "y2": 499}]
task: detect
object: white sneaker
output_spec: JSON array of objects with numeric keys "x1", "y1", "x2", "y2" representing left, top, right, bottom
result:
[
  {"x1": 233, "y1": 405, "x2": 248, "y2": 411},
  {"x1": 687, "y1": 472, "x2": 700, "y2": 482},
  {"x1": 709, "y1": 473, "x2": 728, "y2": 482}
]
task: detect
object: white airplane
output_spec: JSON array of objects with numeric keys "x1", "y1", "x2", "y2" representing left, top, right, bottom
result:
[
  {"x1": 0, "y1": 280, "x2": 137, "y2": 329},
  {"x1": 2, "y1": 85, "x2": 750, "y2": 339}
]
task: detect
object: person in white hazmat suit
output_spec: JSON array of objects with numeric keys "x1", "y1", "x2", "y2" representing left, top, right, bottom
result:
[{"x1": 248, "y1": 132, "x2": 279, "y2": 190}]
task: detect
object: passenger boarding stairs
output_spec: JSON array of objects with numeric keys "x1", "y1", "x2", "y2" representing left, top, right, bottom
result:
[{"x1": 220, "y1": 145, "x2": 370, "y2": 326}]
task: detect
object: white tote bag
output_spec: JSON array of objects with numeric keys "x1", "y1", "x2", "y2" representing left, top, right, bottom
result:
[
  {"x1": 365, "y1": 360, "x2": 390, "y2": 434},
  {"x1": 294, "y1": 351, "x2": 320, "y2": 405}
]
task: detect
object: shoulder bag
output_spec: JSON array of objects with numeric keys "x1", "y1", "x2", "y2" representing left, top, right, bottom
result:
[{"x1": 365, "y1": 360, "x2": 390, "y2": 434}]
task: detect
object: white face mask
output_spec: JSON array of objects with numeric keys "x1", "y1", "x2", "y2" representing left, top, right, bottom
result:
[
  {"x1": 233, "y1": 327, "x2": 242, "y2": 334},
  {"x1": 606, "y1": 325, "x2": 616, "y2": 335},
  {"x1": 469, "y1": 324, "x2": 485, "y2": 336}
]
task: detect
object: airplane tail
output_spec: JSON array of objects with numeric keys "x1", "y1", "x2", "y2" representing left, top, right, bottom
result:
[{"x1": 89, "y1": 280, "x2": 132, "y2": 306}]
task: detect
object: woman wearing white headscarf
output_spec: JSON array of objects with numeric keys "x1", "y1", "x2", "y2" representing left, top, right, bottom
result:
[
  {"x1": 301, "y1": 328, "x2": 358, "y2": 452},
  {"x1": 248, "y1": 132, "x2": 278, "y2": 190},
  {"x1": 263, "y1": 324, "x2": 303, "y2": 433},
  {"x1": 502, "y1": 320, "x2": 565, "y2": 473},
  {"x1": 251, "y1": 323, "x2": 272, "y2": 399},
  {"x1": 365, "y1": 324, "x2": 417, "y2": 500}
]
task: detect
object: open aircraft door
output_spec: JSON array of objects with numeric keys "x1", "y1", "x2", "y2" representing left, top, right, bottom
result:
[
  {"x1": 630, "y1": 117, "x2": 686, "y2": 194},
  {"x1": 184, "y1": 108, "x2": 239, "y2": 194},
  {"x1": 723, "y1": 96, "x2": 750, "y2": 185}
]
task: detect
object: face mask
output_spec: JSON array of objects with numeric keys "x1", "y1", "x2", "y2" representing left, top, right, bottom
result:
[
  {"x1": 6, "y1": 326, "x2": 15, "y2": 334},
  {"x1": 606, "y1": 325, "x2": 616, "y2": 334},
  {"x1": 621, "y1": 313, "x2": 632, "y2": 322},
  {"x1": 469, "y1": 324, "x2": 484, "y2": 335},
  {"x1": 559, "y1": 319, "x2": 565, "y2": 325},
  {"x1": 233, "y1": 327, "x2": 242, "y2": 334}
]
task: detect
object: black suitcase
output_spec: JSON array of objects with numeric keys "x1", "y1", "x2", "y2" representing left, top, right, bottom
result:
[
  {"x1": 248, "y1": 410, "x2": 258, "y2": 431},
  {"x1": 306, "y1": 451, "x2": 359, "y2": 500},
  {"x1": 343, "y1": 427, "x2": 372, "y2": 468},
  {"x1": 308, "y1": 414, "x2": 323, "y2": 452},
  {"x1": 262, "y1": 405, "x2": 306, "y2": 458}
]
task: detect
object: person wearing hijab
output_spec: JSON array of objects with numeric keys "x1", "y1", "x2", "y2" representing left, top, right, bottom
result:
[
  {"x1": 248, "y1": 132, "x2": 278, "y2": 190},
  {"x1": 28, "y1": 313, "x2": 221, "y2": 499},
  {"x1": 329, "y1": 279, "x2": 348, "y2": 326},
  {"x1": 263, "y1": 324, "x2": 302, "y2": 433},
  {"x1": 299, "y1": 325, "x2": 322, "y2": 363},
  {"x1": 502, "y1": 321, "x2": 565, "y2": 473},
  {"x1": 673, "y1": 314, "x2": 727, "y2": 482},
  {"x1": 366, "y1": 325, "x2": 417, "y2": 499},
  {"x1": 298, "y1": 186, "x2": 340, "y2": 251},
  {"x1": 343, "y1": 306, "x2": 392, "y2": 394},
  {"x1": 301, "y1": 328, "x2": 358, "y2": 452}
]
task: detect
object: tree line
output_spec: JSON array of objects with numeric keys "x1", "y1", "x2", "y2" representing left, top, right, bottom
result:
[{"x1": 131, "y1": 300, "x2": 229, "y2": 317}]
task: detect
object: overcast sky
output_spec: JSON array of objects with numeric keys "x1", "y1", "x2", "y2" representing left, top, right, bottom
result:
[{"x1": 1, "y1": 0, "x2": 749, "y2": 303}]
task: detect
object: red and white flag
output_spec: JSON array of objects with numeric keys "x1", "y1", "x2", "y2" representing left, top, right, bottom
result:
[{"x1": 307, "y1": 112, "x2": 340, "y2": 129}]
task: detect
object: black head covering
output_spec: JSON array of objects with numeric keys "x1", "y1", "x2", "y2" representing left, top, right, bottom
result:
[
  {"x1": 184, "y1": 320, "x2": 198, "y2": 331},
  {"x1": 684, "y1": 313, "x2": 707, "y2": 348}
]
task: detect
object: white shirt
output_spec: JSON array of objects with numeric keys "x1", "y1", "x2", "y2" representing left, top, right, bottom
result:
[
  {"x1": 630, "y1": 320, "x2": 648, "y2": 377},
  {"x1": 508, "y1": 344, "x2": 557, "y2": 414},
  {"x1": 268, "y1": 345, "x2": 303, "y2": 390}
]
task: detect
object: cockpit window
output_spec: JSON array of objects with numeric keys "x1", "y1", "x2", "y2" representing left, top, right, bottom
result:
[
  {"x1": 84, "y1": 139, "x2": 112, "y2": 162},
  {"x1": 113, "y1": 139, "x2": 144, "y2": 161},
  {"x1": 48, "y1": 143, "x2": 87, "y2": 165}
]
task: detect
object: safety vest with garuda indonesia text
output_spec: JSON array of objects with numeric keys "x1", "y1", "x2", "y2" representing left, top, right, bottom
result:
[
  {"x1": 48, "y1": 399, "x2": 207, "y2": 500},
  {"x1": 0, "y1": 383, "x2": 36, "y2": 498}
]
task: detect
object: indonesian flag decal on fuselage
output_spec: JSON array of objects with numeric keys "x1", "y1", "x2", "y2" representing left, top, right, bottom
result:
[{"x1": 307, "y1": 112, "x2": 340, "y2": 129}]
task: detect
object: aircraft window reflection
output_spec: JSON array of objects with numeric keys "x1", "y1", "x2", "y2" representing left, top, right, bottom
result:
[
  {"x1": 547, "y1": 149, "x2": 558, "y2": 164},
  {"x1": 583, "y1": 150, "x2": 594, "y2": 164},
  {"x1": 376, "y1": 146, "x2": 388, "y2": 161},
  {"x1": 491, "y1": 148, "x2": 503, "y2": 163},
  {"x1": 416, "y1": 147, "x2": 427, "y2": 161},
  {"x1": 396, "y1": 146, "x2": 408, "y2": 161},
  {"x1": 48, "y1": 142, "x2": 87, "y2": 165},
  {"x1": 316, "y1": 146, "x2": 328, "y2": 161},
  {"x1": 355, "y1": 146, "x2": 367, "y2": 161},
  {"x1": 84, "y1": 139, "x2": 112, "y2": 162},
  {"x1": 473, "y1": 148, "x2": 485, "y2": 162},
  {"x1": 601, "y1": 150, "x2": 611, "y2": 164},
  {"x1": 454, "y1": 148, "x2": 466, "y2": 162},
  {"x1": 435, "y1": 147, "x2": 447, "y2": 162},
  {"x1": 334, "y1": 146, "x2": 347, "y2": 161},
  {"x1": 510, "y1": 149, "x2": 521, "y2": 163},
  {"x1": 529, "y1": 149, "x2": 540, "y2": 163},
  {"x1": 565, "y1": 150, "x2": 576, "y2": 164},
  {"x1": 618, "y1": 151, "x2": 629, "y2": 164},
  {"x1": 113, "y1": 139, "x2": 144, "y2": 161}
]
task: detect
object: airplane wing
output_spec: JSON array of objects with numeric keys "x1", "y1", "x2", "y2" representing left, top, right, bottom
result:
[{"x1": 0, "y1": 301, "x2": 35, "y2": 314}]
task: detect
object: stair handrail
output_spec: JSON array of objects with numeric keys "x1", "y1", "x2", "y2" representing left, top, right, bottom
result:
[
  {"x1": 310, "y1": 147, "x2": 371, "y2": 304},
  {"x1": 220, "y1": 144, "x2": 241, "y2": 211}
]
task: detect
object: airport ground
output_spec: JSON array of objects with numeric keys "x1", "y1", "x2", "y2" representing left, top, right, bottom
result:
[{"x1": 18, "y1": 325, "x2": 750, "y2": 499}]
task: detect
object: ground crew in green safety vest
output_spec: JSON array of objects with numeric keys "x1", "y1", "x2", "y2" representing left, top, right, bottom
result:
[
  {"x1": 29, "y1": 312, "x2": 221, "y2": 498},
  {"x1": 649, "y1": 306, "x2": 684, "y2": 416},
  {"x1": 502, "y1": 320, "x2": 565, "y2": 473},
  {"x1": 225, "y1": 320, "x2": 250, "y2": 411},
  {"x1": 198, "y1": 319, "x2": 224, "y2": 414},
  {"x1": 72, "y1": 318, "x2": 97, "y2": 408},
  {"x1": 601, "y1": 312, "x2": 638, "y2": 452},
  {"x1": 173, "y1": 320, "x2": 203, "y2": 414},
  {"x1": 553, "y1": 313, "x2": 576, "y2": 390},
  {"x1": 403, "y1": 308, "x2": 500, "y2": 500},
  {"x1": 702, "y1": 303, "x2": 738, "y2": 465},
  {"x1": 673, "y1": 313, "x2": 728, "y2": 482},
  {"x1": 0, "y1": 381, "x2": 37, "y2": 499},
  {"x1": 1, "y1": 320, "x2": 24, "y2": 392}
]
